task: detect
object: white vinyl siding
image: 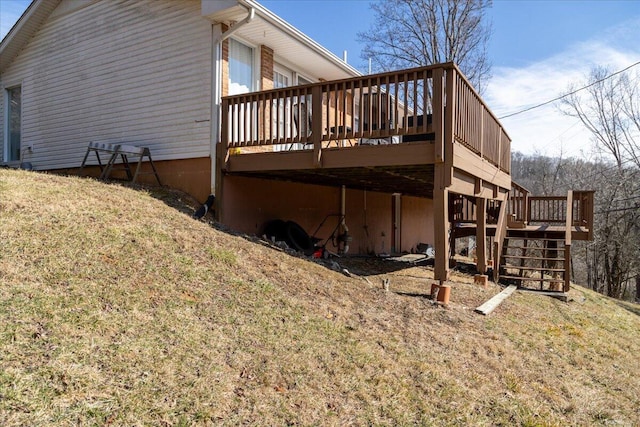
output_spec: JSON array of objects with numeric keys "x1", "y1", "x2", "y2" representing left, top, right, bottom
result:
[{"x1": 0, "y1": 0, "x2": 212, "y2": 170}]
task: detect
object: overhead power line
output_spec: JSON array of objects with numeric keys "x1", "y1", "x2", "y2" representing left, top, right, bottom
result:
[
  {"x1": 498, "y1": 60, "x2": 640, "y2": 120},
  {"x1": 595, "y1": 205, "x2": 639, "y2": 215}
]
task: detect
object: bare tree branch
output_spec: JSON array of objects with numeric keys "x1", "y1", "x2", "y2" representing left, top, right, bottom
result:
[{"x1": 358, "y1": 0, "x2": 492, "y2": 93}]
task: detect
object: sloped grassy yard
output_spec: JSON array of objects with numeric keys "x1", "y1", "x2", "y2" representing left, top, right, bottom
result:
[{"x1": 0, "y1": 169, "x2": 639, "y2": 426}]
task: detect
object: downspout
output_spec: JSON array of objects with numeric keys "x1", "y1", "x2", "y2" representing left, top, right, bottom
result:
[{"x1": 209, "y1": 7, "x2": 255, "y2": 196}]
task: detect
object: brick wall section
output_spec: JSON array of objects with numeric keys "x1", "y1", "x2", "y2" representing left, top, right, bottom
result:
[
  {"x1": 221, "y1": 24, "x2": 229, "y2": 97},
  {"x1": 258, "y1": 45, "x2": 274, "y2": 143},
  {"x1": 260, "y1": 45, "x2": 274, "y2": 91}
]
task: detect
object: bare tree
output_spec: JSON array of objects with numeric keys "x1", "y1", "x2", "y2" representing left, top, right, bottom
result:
[
  {"x1": 358, "y1": 0, "x2": 492, "y2": 93},
  {"x1": 562, "y1": 66, "x2": 640, "y2": 168},
  {"x1": 559, "y1": 66, "x2": 640, "y2": 298}
]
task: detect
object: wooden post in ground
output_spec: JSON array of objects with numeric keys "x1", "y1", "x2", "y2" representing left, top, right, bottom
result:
[
  {"x1": 434, "y1": 167, "x2": 450, "y2": 283},
  {"x1": 492, "y1": 197, "x2": 509, "y2": 282},
  {"x1": 564, "y1": 191, "x2": 573, "y2": 292},
  {"x1": 476, "y1": 197, "x2": 487, "y2": 274}
]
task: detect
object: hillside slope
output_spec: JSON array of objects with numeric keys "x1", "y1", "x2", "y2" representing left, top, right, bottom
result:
[{"x1": 1, "y1": 169, "x2": 639, "y2": 426}]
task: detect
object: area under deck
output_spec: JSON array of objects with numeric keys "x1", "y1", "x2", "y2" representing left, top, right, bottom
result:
[{"x1": 226, "y1": 142, "x2": 437, "y2": 198}]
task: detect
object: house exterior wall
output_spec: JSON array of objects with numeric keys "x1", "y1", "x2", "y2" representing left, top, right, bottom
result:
[
  {"x1": 222, "y1": 175, "x2": 435, "y2": 255},
  {"x1": 0, "y1": 0, "x2": 212, "y2": 172},
  {"x1": 71, "y1": 157, "x2": 211, "y2": 202}
]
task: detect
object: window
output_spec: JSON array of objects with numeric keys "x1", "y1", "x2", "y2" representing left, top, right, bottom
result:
[
  {"x1": 273, "y1": 70, "x2": 289, "y2": 89},
  {"x1": 272, "y1": 67, "x2": 291, "y2": 150},
  {"x1": 228, "y1": 39, "x2": 254, "y2": 95},
  {"x1": 228, "y1": 39, "x2": 256, "y2": 142},
  {"x1": 5, "y1": 86, "x2": 21, "y2": 162}
]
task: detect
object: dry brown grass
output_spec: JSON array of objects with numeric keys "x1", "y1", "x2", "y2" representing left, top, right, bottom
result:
[{"x1": 1, "y1": 168, "x2": 639, "y2": 426}]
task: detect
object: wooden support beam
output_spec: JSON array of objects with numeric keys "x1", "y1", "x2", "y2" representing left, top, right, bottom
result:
[
  {"x1": 432, "y1": 68, "x2": 445, "y2": 163},
  {"x1": 214, "y1": 141, "x2": 225, "y2": 223},
  {"x1": 476, "y1": 197, "x2": 487, "y2": 274},
  {"x1": 475, "y1": 178, "x2": 482, "y2": 195},
  {"x1": 452, "y1": 143, "x2": 511, "y2": 190},
  {"x1": 434, "y1": 164, "x2": 450, "y2": 282},
  {"x1": 564, "y1": 190, "x2": 573, "y2": 292},
  {"x1": 444, "y1": 68, "x2": 456, "y2": 187},
  {"x1": 475, "y1": 285, "x2": 517, "y2": 315},
  {"x1": 492, "y1": 198, "x2": 509, "y2": 282},
  {"x1": 449, "y1": 169, "x2": 508, "y2": 200}
]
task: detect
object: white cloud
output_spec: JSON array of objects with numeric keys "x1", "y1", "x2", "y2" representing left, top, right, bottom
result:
[{"x1": 486, "y1": 18, "x2": 640, "y2": 159}]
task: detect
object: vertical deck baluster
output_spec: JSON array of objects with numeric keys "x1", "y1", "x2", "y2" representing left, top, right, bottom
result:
[
  {"x1": 412, "y1": 71, "x2": 418, "y2": 136},
  {"x1": 358, "y1": 82, "x2": 363, "y2": 138},
  {"x1": 393, "y1": 75, "x2": 400, "y2": 134},
  {"x1": 349, "y1": 81, "x2": 355, "y2": 138},
  {"x1": 250, "y1": 95, "x2": 255, "y2": 146},
  {"x1": 403, "y1": 72, "x2": 410, "y2": 134},
  {"x1": 268, "y1": 93, "x2": 273, "y2": 145}
]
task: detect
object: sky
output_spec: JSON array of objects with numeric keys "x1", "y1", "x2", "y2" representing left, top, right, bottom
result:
[{"x1": 2, "y1": 0, "x2": 640, "y2": 158}]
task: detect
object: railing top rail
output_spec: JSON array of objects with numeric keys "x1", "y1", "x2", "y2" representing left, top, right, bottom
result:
[
  {"x1": 529, "y1": 196, "x2": 568, "y2": 201},
  {"x1": 511, "y1": 181, "x2": 531, "y2": 195},
  {"x1": 448, "y1": 62, "x2": 512, "y2": 142},
  {"x1": 222, "y1": 62, "x2": 457, "y2": 102}
]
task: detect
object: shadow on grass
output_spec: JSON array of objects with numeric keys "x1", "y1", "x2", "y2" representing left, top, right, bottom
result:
[
  {"x1": 394, "y1": 291, "x2": 431, "y2": 299},
  {"x1": 616, "y1": 300, "x2": 640, "y2": 317},
  {"x1": 144, "y1": 185, "x2": 202, "y2": 218}
]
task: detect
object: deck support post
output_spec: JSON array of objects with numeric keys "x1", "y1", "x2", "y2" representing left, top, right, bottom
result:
[
  {"x1": 214, "y1": 141, "x2": 226, "y2": 223},
  {"x1": 492, "y1": 197, "x2": 509, "y2": 282},
  {"x1": 215, "y1": 98, "x2": 230, "y2": 223},
  {"x1": 564, "y1": 190, "x2": 573, "y2": 292},
  {"x1": 476, "y1": 197, "x2": 487, "y2": 274},
  {"x1": 434, "y1": 166, "x2": 450, "y2": 282}
]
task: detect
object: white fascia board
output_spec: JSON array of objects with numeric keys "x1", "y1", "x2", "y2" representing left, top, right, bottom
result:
[
  {"x1": 238, "y1": 0, "x2": 362, "y2": 78},
  {"x1": 0, "y1": 0, "x2": 40, "y2": 55}
]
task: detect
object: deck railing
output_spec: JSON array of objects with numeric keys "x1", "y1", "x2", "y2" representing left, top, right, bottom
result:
[
  {"x1": 452, "y1": 70, "x2": 511, "y2": 173},
  {"x1": 221, "y1": 63, "x2": 511, "y2": 173},
  {"x1": 507, "y1": 183, "x2": 594, "y2": 234},
  {"x1": 508, "y1": 181, "x2": 530, "y2": 223},
  {"x1": 528, "y1": 191, "x2": 594, "y2": 228},
  {"x1": 451, "y1": 194, "x2": 501, "y2": 224}
]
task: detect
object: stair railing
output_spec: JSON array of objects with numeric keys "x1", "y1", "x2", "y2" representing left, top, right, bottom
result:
[
  {"x1": 509, "y1": 181, "x2": 530, "y2": 224},
  {"x1": 564, "y1": 190, "x2": 573, "y2": 292},
  {"x1": 492, "y1": 198, "x2": 509, "y2": 283}
]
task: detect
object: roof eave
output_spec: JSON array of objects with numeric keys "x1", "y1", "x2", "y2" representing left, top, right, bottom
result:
[
  {"x1": 0, "y1": 0, "x2": 61, "y2": 74},
  {"x1": 237, "y1": 0, "x2": 361, "y2": 78}
]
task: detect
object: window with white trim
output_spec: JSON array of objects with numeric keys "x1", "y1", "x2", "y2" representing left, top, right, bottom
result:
[
  {"x1": 4, "y1": 85, "x2": 21, "y2": 162},
  {"x1": 228, "y1": 39, "x2": 254, "y2": 95}
]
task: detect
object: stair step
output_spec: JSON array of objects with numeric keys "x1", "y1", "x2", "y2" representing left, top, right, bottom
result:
[
  {"x1": 504, "y1": 245, "x2": 565, "y2": 251},
  {"x1": 502, "y1": 254, "x2": 565, "y2": 261},
  {"x1": 505, "y1": 237, "x2": 566, "y2": 241},
  {"x1": 501, "y1": 265, "x2": 566, "y2": 272},
  {"x1": 499, "y1": 275, "x2": 564, "y2": 283}
]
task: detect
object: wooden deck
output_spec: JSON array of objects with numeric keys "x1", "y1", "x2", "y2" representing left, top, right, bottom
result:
[
  {"x1": 217, "y1": 63, "x2": 594, "y2": 285},
  {"x1": 219, "y1": 63, "x2": 511, "y2": 201}
]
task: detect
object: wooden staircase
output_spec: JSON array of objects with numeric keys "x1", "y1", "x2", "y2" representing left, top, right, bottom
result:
[
  {"x1": 499, "y1": 234, "x2": 569, "y2": 292},
  {"x1": 493, "y1": 185, "x2": 595, "y2": 293},
  {"x1": 447, "y1": 183, "x2": 593, "y2": 294}
]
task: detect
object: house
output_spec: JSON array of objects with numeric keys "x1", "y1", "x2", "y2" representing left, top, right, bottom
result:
[{"x1": 1, "y1": 0, "x2": 594, "y2": 290}]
